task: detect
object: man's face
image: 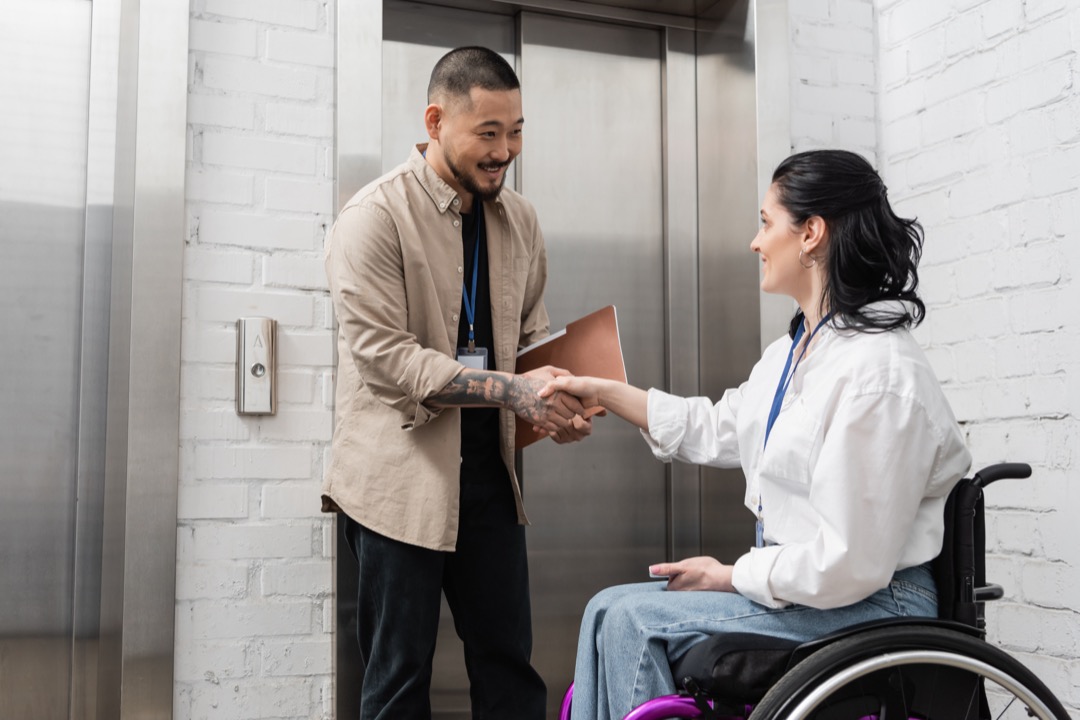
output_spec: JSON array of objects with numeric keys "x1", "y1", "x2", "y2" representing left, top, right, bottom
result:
[{"x1": 436, "y1": 87, "x2": 523, "y2": 202}]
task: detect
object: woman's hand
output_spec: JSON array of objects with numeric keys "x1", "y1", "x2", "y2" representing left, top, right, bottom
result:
[
  {"x1": 650, "y1": 556, "x2": 735, "y2": 592},
  {"x1": 538, "y1": 374, "x2": 605, "y2": 413}
]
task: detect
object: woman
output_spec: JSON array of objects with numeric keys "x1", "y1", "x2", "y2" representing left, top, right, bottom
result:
[{"x1": 540, "y1": 150, "x2": 972, "y2": 720}]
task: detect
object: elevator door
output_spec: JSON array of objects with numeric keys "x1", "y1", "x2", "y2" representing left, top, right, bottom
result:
[
  {"x1": 365, "y1": 4, "x2": 668, "y2": 718},
  {"x1": 516, "y1": 10, "x2": 667, "y2": 713},
  {"x1": 0, "y1": 2, "x2": 104, "y2": 718}
]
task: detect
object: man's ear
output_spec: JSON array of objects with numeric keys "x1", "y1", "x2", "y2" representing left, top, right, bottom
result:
[
  {"x1": 424, "y1": 104, "x2": 442, "y2": 140},
  {"x1": 803, "y1": 215, "x2": 828, "y2": 256}
]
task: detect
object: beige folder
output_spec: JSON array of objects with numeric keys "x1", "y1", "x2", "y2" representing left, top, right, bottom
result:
[{"x1": 514, "y1": 305, "x2": 627, "y2": 448}]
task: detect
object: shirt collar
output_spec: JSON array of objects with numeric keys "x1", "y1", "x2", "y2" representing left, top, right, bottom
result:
[{"x1": 408, "y1": 143, "x2": 504, "y2": 215}]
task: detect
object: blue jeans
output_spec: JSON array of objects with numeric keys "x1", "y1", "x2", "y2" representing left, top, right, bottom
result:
[{"x1": 570, "y1": 563, "x2": 937, "y2": 720}]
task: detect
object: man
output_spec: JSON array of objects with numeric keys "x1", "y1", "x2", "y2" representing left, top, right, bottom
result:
[{"x1": 324, "y1": 46, "x2": 588, "y2": 719}]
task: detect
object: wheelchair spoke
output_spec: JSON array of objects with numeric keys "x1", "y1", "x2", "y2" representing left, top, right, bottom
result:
[{"x1": 992, "y1": 694, "x2": 1019, "y2": 719}]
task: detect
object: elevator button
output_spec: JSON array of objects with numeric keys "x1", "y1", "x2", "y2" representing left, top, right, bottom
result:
[{"x1": 236, "y1": 317, "x2": 276, "y2": 415}]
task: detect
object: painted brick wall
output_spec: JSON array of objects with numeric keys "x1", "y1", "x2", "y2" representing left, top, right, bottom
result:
[
  {"x1": 875, "y1": 0, "x2": 1080, "y2": 708},
  {"x1": 178, "y1": 0, "x2": 336, "y2": 717},
  {"x1": 792, "y1": 0, "x2": 1080, "y2": 711},
  {"x1": 788, "y1": 0, "x2": 879, "y2": 160}
]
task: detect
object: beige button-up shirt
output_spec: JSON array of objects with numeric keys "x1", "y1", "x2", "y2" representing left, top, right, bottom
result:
[{"x1": 323, "y1": 145, "x2": 550, "y2": 551}]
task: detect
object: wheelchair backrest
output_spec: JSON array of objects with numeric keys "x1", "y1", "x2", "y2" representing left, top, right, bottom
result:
[
  {"x1": 932, "y1": 478, "x2": 986, "y2": 627},
  {"x1": 932, "y1": 463, "x2": 1031, "y2": 629}
]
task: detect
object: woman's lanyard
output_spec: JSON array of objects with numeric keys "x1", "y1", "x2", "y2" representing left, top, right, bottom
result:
[
  {"x1": 755, "y1": 312, "x2": 833, "y2": 548},
  {"x1": 460, "y1": 206, "x2": 483, "y2": 352}
]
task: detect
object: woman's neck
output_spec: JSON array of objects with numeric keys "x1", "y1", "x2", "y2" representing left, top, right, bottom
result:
[{"x1": 797, "y1": 292, "x2": 827, "y2": 330}]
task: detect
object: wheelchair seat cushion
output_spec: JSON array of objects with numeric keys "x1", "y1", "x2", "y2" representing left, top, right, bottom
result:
[{"x1": 671, "y1": 632, "x2": 801, "y2": 703}]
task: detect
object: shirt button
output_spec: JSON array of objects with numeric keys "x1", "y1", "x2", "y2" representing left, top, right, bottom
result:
[
  {"x1": 457, "y1": 266, "x2": 463, "y2": 273},
  {"x1": 453, "y1": 220, "x2": 460, "y2": 227},
  {"x1": 453, "y1": 198, "x2": 460, "y2": 206},
  {"x1": 452, "y1": 313, "x2": 459, "y2": 321}
]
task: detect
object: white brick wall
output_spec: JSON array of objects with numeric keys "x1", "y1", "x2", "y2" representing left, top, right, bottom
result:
[
  {"x1": 178, "y1": 0, "x2": 335, "y2": 717},
  {"x1": 789, "y1": 0, "x2": 879, "y2": 160},
  {"x1": 793, "y1": 0, "x2": 1080, "y2": 711}
]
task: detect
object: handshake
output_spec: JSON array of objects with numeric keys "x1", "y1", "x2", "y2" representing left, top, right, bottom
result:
[{"x1": 508, "y1": 366, "x2": 607, "y2": 445}]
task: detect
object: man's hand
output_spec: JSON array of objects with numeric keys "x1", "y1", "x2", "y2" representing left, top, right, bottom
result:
[
  {"x1": 507, "y1": 366, "x2": 589, "y2": 436},
  {"x1": 650, "y1": 557, "x2": 735, "y2": 592}
]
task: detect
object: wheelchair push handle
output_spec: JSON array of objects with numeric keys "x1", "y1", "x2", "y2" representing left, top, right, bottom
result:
[{"x1": 972, "y1": 462, "x2": 1032, "y2": 488}]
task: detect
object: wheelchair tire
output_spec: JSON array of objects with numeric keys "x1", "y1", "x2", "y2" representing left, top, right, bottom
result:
[{"x1": 747, "y1": 624, "x2": 1069, "y2": 720}]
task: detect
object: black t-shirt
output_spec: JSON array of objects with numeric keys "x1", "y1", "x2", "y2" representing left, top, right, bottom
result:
[{"x1": 458, "y1": 205, "x2": 511, "y2": 487}]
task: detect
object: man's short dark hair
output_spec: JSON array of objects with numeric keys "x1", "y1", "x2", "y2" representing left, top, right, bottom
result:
[{"x1": 427, "y1": 46, "x2": 520, "y2": 106}]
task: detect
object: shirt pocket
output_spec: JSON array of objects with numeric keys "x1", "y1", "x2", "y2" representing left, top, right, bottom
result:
[{"x1": 756, "y1": 397, "x2": 818, "y2": 486}]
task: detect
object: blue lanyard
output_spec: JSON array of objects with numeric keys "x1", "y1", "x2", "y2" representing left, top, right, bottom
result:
[
  {"x1": 756, "y1": 312, "x2": 832, "y2": 548},
  {"x1": 460, "y1": 206, "x2": 482, "y2": 352},
  {"x1": 764, "y1": 313, "x2": 832, "y2": 449}
]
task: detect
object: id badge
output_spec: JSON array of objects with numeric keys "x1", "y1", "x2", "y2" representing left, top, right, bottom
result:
[{"x1": 457, "y1": 347, "x2": 488, "y2": 370}]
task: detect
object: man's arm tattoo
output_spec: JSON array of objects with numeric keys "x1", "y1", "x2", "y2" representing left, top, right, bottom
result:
[
  {"x1": 429, "y1": 369, "x2": 512, "y2": 408},
  {"x1": 429, "y1": 370, "x2": 550, "y2": 423}
]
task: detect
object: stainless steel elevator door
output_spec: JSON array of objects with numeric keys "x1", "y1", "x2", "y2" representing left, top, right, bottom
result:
[
  {"x1": 517, "y1": 11, "x2": 667, "y2": 713},
  {"x1": 356, "y1": 4, "x2": 668, "y2": 718},
  {"x1": 0, "y1": 2, "x2": 93, "y2": 717}
]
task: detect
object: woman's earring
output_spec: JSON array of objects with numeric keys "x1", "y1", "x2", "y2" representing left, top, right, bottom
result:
[{"x1": 799, "y1": 249, "x2": 817, "y2": 269}]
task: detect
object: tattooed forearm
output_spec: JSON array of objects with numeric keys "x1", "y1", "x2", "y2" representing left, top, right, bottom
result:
[
  {"x1": 429, "y1": 369, "x2": 513, "y2": 408},
  {"x1": 430, "y1": 368, "x2": 576, "y2": 432}
]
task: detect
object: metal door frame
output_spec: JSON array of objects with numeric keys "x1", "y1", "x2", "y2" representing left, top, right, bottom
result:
[{"x1": 96, "y1": 0, "x2": 188, "y2": 717}]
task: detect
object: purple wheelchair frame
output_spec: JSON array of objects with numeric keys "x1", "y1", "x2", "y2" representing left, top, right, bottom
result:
[
  {"x1": 558, "y1": 682, "x2": 751, "y2": 720},
  {"x1": 558, "y1": 683, "x2": 888, "y2": 720}
]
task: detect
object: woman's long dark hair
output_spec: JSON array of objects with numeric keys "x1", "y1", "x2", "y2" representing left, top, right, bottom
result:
[{"x1": 772, "y1": 150, "x2": 925, "y2": 338}]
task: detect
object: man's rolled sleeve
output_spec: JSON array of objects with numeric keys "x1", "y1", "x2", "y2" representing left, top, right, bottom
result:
[{"x1": 398, "y1": 351, "x2": 463, "y2": 429}]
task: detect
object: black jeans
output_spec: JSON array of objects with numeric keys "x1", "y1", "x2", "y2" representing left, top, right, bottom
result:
[{"x1": 343, "y1": 479, "x2": 546, "y2": 720}]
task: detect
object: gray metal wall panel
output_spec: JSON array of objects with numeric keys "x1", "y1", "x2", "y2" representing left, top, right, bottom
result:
[{"x1": 695, "y1": 0, "x2": 761, "y2": 558}]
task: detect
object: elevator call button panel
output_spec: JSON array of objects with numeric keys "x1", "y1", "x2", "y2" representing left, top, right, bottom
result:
[{"x1": 236, "y1": 317, "x2": 276, "y2": 415}]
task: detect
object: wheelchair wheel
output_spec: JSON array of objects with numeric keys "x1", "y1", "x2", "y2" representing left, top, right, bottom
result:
[{"x1": 747, "y1": 625, "x2": 1069, "y2": 720}]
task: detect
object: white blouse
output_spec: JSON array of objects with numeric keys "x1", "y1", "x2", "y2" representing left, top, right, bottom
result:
[{"x1": 643, "y1": 310, "x2": 971, "y2": 610}]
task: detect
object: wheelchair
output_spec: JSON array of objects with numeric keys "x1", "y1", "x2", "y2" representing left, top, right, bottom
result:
[{"x1": 559, "y1": 463, "x2": 1071, "y2": 720}]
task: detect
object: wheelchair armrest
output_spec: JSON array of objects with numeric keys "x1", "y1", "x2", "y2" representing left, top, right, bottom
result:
[
  {"x1": 974, "y1": 583, "x2": 1004, "y2": 602},
  {"x1": 973, "y1": 463, "x2": 1031, "y2": 488}
]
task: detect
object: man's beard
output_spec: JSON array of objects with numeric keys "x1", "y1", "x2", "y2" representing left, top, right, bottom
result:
[{"x1": 445, "y1": 148, "x2": 509, "y2": 202}]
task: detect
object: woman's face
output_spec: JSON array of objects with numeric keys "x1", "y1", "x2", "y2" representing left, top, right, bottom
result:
[{"x1": 751, "y1": 183, "x2": 808, "y2": 298}]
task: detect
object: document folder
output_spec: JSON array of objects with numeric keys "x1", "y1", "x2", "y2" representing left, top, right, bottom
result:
[{"x1": 514, "y1": 305, "x2": 627, "y2": 448}]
